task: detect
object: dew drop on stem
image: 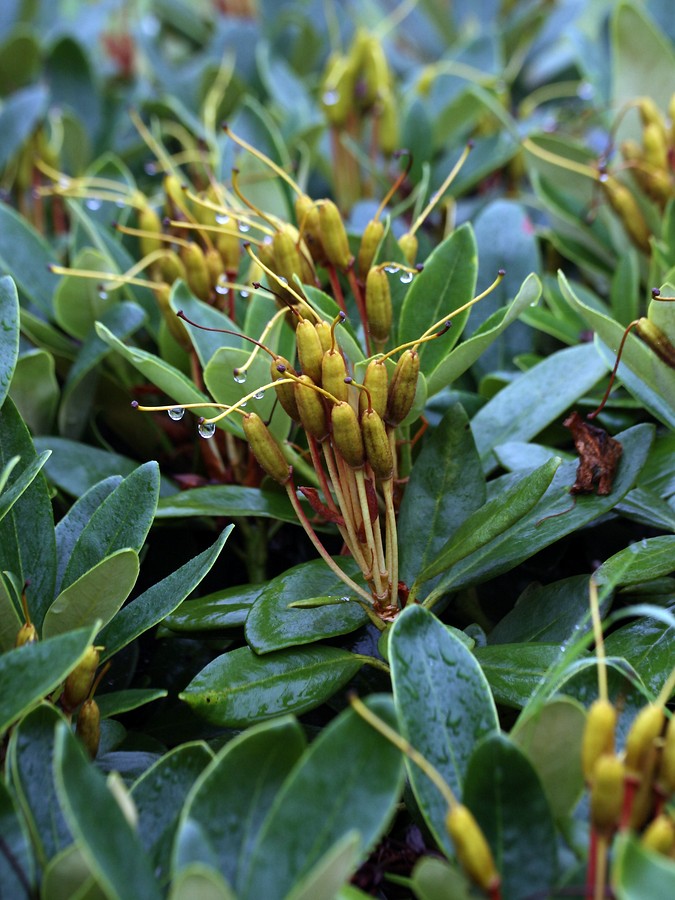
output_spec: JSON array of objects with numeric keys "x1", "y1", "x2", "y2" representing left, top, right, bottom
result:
[
  {"x1": 198, "y1": 421, "x2": 216, "y2": 438},
  {"x1": 233, "y1": 371, "x2": 247, "y2": 384},
  {"x1": 168, "y1": 406, "x2": 185, "y2": 421}
]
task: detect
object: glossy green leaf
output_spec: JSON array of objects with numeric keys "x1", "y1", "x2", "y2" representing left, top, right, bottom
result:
[
  {"x1": 611, "y1": 831, "x2": 675, "y2": 898},
  {"x1": 0, "y1": 574, "x2": 22, "y2": 652},
  {"x1": 398, "y1": 403, "x2": 486, "y2": 588},
  {"x1": 10, "y1": 348, "x2": 59, "y2": 433},
  {"x1": 470, "y1": 342, "x2": 608, "y2": 472},
  {"x1": 178, "y1": 717, "x2": 306, "y2": 891},
  {"x1": 414, "y1": 457, "x2": 559, "y2": 593},
  {"x1": 616, "y1": 487, "x2": 675, "y2": 533},
  {"x1": 156, "y1": 484, "x2": 296, "y2": 521},
  {"x1": 0, "y1": 397, "x2": 56, "y2": 630},
  {"x1": 95, "y1": 689, "x2": 168, "y2": 718},
  {"x1": 0, "y1": 777, "x2": 35, "y2": 897},
  {"x1": 0, "y1": 623, "x2": 98, "y2": 734},
  {"x1": 42, "y1": 548, "x2": 140, "y2": 639},
  {"x1": 474, "y1": 644, "x2": 564, "y2": 708},
  {"x1": 0, "y1": 202, "x2": 57, "y2": 317},
  {"x1": 595, "y1": 536, "x2": 675, "y2": 589},
  {"x1": 46, "y1": 36, "x2": 101, "y2": 140},
  {"x1": 98, "y1": 526, "x2": 232, "y2": 661},
  {"x1": 245, "y1": 557, "x2": 368, "y2": 653},
  {"x1": 0, "y1": 275, "x2": 19, "y2": 407},
  {"x1": 7, "y1": 703, "x2": 73, "y2": 866},
  {"x1": 285, "y1": 831, "x2": 361, "y2": 900},
  {"x1": 511, "y1": 698, "x2": 585, "y2": 820},
  {"x1": 0, "y1": 82, "x2": 48, "y2": 170},
  {"x1": 0, "y1": 30, "x2": 40, "y2": 96},
  {"x1": 0, "y1": 448, "x2": 50, "y2": 524},
  {"x1": 61, "y1": 461, "x2": 159, "y2": 591},
  {"x1": 463, "y1": 734, "x2": 557, "y2": 900},
  {"x1": 40, "y1": 843, "x2": 107, "y2": 900},
  {"x1": 53, "y1": 248, "x2": 118, "y2": 341},
  {"x1": 410, "y1": 856, "x2": 473, "y2": 900},
  {"x1": 390, "y1": 606, "x2": 499, "y2": 854},
  {"x1": 164, "y1": 582, "x2": 260, "y2": 633},
  {"x1": 240, "y1": 695, "x2": 404, "y2": 900},
  {"x1": 426, "y1": 273, "x2": 542, "y2": 395},
  {"x1": 604, "y1": 614, "x2": 675, "y2": 697},
  {"x1": 53, "y1": 723, "x2": 163, "y2": 900},
  {"x1": 488, "y1": 575, "x2": 591, "y2": 645},
  {"x1": 169, "y1": 865, "x2": 236, "y2": 900},
  {"x1": 398, "y1": 225, "x2": 478, "y2": 377},
  {"x1": 180, "y1": 644, "x2": 365, "y2": 727}
]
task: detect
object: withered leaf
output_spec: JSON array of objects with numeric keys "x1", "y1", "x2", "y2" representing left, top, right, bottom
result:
[
  {"x1": 563, "y1": 411, "x2": 622, "y2": 496},
  {"x1": 298, "y1": 486, "x2": 345, "y2": 525}
]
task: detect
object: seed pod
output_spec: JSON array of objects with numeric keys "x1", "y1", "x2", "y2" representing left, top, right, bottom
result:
[
  {"x1": 318, "y1": 201, "x2": 352, "y2": 270},
  {"x1": 657, "y1": 713, "x2": 675, "y2": 794},
  {"x1": 385, "y1": 349, "x2": 420, "y2": 426},
  {"x1": 205, "y1": 247, "x2": 225, "y2": 289},
  {"x1": 331, "y1": 402, "x2": 365, "y2": 468},
  {"x1": 635, "y1": 318, "x2": 675, "y2": 367},
  {"x1": 360, "y1": 359, "x2": 389, "y2": 419},
  {"x1": 76, "y1": 699, "x2": 101, "y2": 758},
  {"x1": 158, "y1": 250, "x2": 187, "y2": 285},
  {"x1": 154, "y1": 284, "x2": 192, "y2": 351},
  {"x1": 641, "y1": 814, "x2": 675, "y2": 856},
  {"x1": 637, "y1": 97, "x2": 668, "y2": 144},
  {"x1": 670, "y1": 92, "x2": 675, "y2": 147},
  {"x1": 182, "y1": 242, "x2": 211, "y2": 301},
  {"x1": 365, "y1": 267, "x2": 393, "y2": 344},
  {"x1": 296, "y1": 319, "x2": 325, "y2": 384},
  {"x1": 15, "y1": 623, "x2": 37, "y2": 647},
  {"x1": 272, "y1": 358, "x2": 300, "y2": 421},
  {"x1": 625, "y1": 703, "x2": 665, "y2": 775},
  {"x1": 398, "y1": 231, "x2": 418, "y2": 265},
  {"x1": 315, "y1": 320, "x2": 333, "y2": 354},
  {"x1": 357, "y1": 219, "x2": 385, "y2": 279},
  {"x1": 321, "y1": 52, "x2": 357, "y2": 127},
  {"x1": 589, "y1": 753, "x2": 624, "y2": 833},
  {"x1": 582, "y1": 699, "x2": 617, "y2": 783},
  {"x1": 321, "y1": 350, "x2": 349, "y2": 402},
  {"x1": 296, "y1": 194, "x2": 327, "y2": 266},
  {"x1": 359, "y1": 34, "x2": 390, "y2": 111},
  {"x1": 138, "y1": 204, "x2": 163, "y2": 258},
  {"x1": 216, "y1": 229, "x2": 240, "y2": 272},
  {"x1": 273, "y1": 229, "x2": 304, "y2": 286},
  {"x1": 445, "y1": 805, "x2": 499, "y2": 892},
  {"x1": 642, "y1": 121, "x2": 669, "y2": 171},
  {"x1": 242, "y1": 412, "x2": 291, "y2": 484},
  {"x1": 63, "y1": 646, "x2": 100, "y2": 712},
  {"x1": 163, "y1": 174, "x2": 190, "y2": 219},
  {"x1": 361, "y1": 408, "x2": 393, "y2": 479},
  {"x1": 601, "y1": 176, "x2": 651, "y2": 253},
  {"x1": 295, "y1": 375, "x2": 329, "y2": 440}
]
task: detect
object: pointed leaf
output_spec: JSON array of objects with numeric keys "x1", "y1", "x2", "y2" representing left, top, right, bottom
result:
[
  {"x1": 156, "y1": 485, "x2": 296, "y2": 521},
  {"x1": 0, "y1": 449, "x2": 50, "y2": 524},
  {"x1": 611, "y1": 831, "x2": 675, "y2": 898},
  {"x1": 285, "y1": 832, "x2": 361, "y2": 900},
  {"x1": 0, "y1": 275, "x2": 19, "y2": 407},
  {"x1": 0, "y1": 777, "x2": 35, "y2": 896}
]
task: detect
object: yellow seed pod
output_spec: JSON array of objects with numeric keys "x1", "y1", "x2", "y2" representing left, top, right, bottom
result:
[
  {"x1": 357, "y1": 219, "x2": 385, "y2": 279},
  {"x1": 273, "y1": 229, "x2": 304, "y2": 286},
  {"x1": 656, "y1": 714, "x2": 675, "y2": 794},
  {"x1": 314, "y1": 320, "x2": 333, "y2": 354},
  {"x1": 642, "y1": 121, "x2": 669, "y2": 171},
  {"x1": 398, "y1": 231, "x2": 418, "y2": 265},
  {"x1": 215, "y1": 228, "x2": 240, "y2": 272},
  {"x1": 625, "y1": 704, "x2": 665, "y2": 775},
  {"x1": 669, "y1": 92, "x2": 675, "y2": 146},
  {"x1": 154, "y1": 284, "x2": 192, "y2": 352},
  {"x1": 205, "y1": 246, "x2": 225, "y2": 289},
  {"x1": 582, "y1": 699, "x2": 617, "y2": 783},
  {"x1": 295, "y1": 375, "x2": 329, "y2": 440},
  {"x1": 138, "y1": 204, "x2": 163, "y2": 258},
  {"x1": 272, "y1": 358, "x2": 300, "y2": 422},
  {"x1": 635, "y1": 318, "x2": 675, "y2": 367},
  {"x1": 360, "y1": 358, "x2": 389, "y2": 419},
  {"x1": 76, "y1": 699, "x2": 101, "y2": 758},
  {"x1": 63, "y1": 646, "x2": 100, "y2": 712},
  {"x1": 331, "y1": 402, "x2": 365, "y2": 468},
  {"x1": 242, "y1": 412, "x2": 292, "y2": 484},
  {"x1": 445, "y1": 805, "x2": 499, "y2": 892},
  {"x1": 601, "y1": 176, "x2": 651, "y2": 253},
  {"x1": 361, "y1": 408, "x2": 393, "y2": 479},
  {"x1": 296, "y1": 319, "x2": 325, "y2": 384},
  {"x1": 15, "y1": 623, "x2": 37, "y2": 647},
  {"x1": 378, "y1": 89, "x2": 399, "y2": 157},
  {"x1": 385, "y1": 349, "x2": 420, "y2": 426},
  {"x1": 416, "y1": 65, "x2": 436, "y2": 97},
  {"x1": 641, "y1": 814, "x2": 675, "y2": 856},
  {"x1": 321, "y1": 52, "x2": 357, "y2": 127},
  {"x1": 182, "y1": 242, "x2": 211, "y2": 302},
  {"x1": 158, "y1": 250, "x2": 187, "y2": 285},
  {"x1": 589, "y1": 753, "x2": 624, "y2": 833},
  {"x1": 163, "y1": 174, "x2": 191, "y2": 219},
  {"x1": 296, "y1": 194, "x2": 327, "y2": 266},
  {"x1": 321, "y1": 350, "x2": 349, "y2": 403},
  {"x1": 365, "y1": 267, "x2": 393, "y2": 344},
  {"x1": 359, "y1": 34, "x2": 390, "y2": 111},
  {"x1": 318, "y1": 201, "x2": 352, "y2": 270},
  {"x1": 637, "y1": 97, "x2": 668, "y2": 143}
]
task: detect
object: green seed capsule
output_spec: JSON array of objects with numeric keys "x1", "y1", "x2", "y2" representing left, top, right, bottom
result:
[
  {"x1": 365, "y1": 267, "x2": 393, "y2": 344},
  {"x1": 359, "y1": 33, "x2": 390, "y2": 111},
  {"x1": 63, "y1": 646, "x2": 100, "y2": 712},
  {"x1": 446, "y1": 805, "x2": 499, "y2": 892},
  {"x1": 361, "y1": 408, "x2": 393, "y2": 479},
  {"x1": 359, "y1": 359, "x2": 389, "y2": 419},
  {"x1": 182, "y1": 242, "x2": 211, "y2": 302},
  {"x1": 641, "y1": 814, "x2": 675, "y2": 856},
  {"x1": 582, "y1": 699, "x2": 617, "y2": 783},
  {"x1": 357, "y1": 219, "x2": 385, "y2": 279},
  {"x1": 76, "y1": 699, "x2": 101, "y2": 758},
  {"x1": 398, "y1": 231, "x2": 418, "y2": 265},
  {"x1": 154, "y1": 284, "x2": 192, "y2": 351},
  {"x1": 138, "y1": 205, "x2": 163, "y2": 258},
  {"x1": 321, "y1": 350, "x2": 349, "y2": 402},
  {"x1": 296, "y1": 194, "x2": 327, "y2": 266},
  {"x1": 624, "y1": 704, "x2": 665, "y2": 775},
  {"x1": 601, "y1": 176, "x2": 651, "y2": 253},
  {"x1": 318, "y1": 201, "x2": 352, "y2": 270},
  {"x1": 242, "y1": 412, "x2": 291, "y2": 484},
  {"x1": 295, "y1": 375, "x2": 329, "y2": 440},
  {"x1": 158, "y1": 250, "x2": 187, "y2": 284},
  {"x1": 657, "y1": 714, "x2": 675, "y2": 794},
  {"x1": 296, "y1": 319, "x2": 325, "y2": 384},
  {"x1": 272, "y1": 358, "x2": 300, "y2": 421},
  {"x1": 205, "y1": 247, "x2": 225, "y2": 289},
  {"x1": 163, "y1": 174, "x2": 191, "y2": 219},
  {"x1": 642, "y1": 121, "x2": 669, "y2": 171},
  {"x1": 635, "y1": 318, "x2": 675, "y2": 367},
  {"x1": 15, "y1": 623, "x2": 37, "y2": 647},
  {"x1": 273, "y1": 229, "x2": 304, "y2": 286},
  {"x1": 385, "y1": 349, "x2": 419, "y2": 426},
  {"x1": 637, "y1": 97, "x2": 668, "y2": 143},
  {"x1": 331, "y1": 402, "x2": 365, "y2": 468},
  {"x1": 216, "y1": 229, "x2": 240, "y2": 272},
  {"x1": 590, "y1": 753, "x2": 624, "y2": 833}
]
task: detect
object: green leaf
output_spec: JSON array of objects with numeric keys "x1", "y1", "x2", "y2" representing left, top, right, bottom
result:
[
  {"x1": 96, "y1": 689, "x2": 168, "y2": 718},
  {"x1": 0, "y1": 202, "x2": 57, "y2": 317},
  {"x1": 285, "y1": 831, "x2": 361, "y2": 900},
  {"x1": 462, "y1": 734, "x2": 558, "y2": 899},
  {"x1": 53, "y1": 723, "x2": 163, "y2": 900},
  {"x1": 53, "y1": 248, "x2": 118, "y2": 341},
  {"x1": 0, "y1": 397, "x2": 56, "y2": 630},
  {"x1": 398, "y1": 225, "x2": 478, "y2": 377},
  {"x1": 604, "y1": 614, "x2": 675, "y2": 698},
  {"x1": 0, "y1": 776, "x2": 35, "y2": 896},
  {"x1": 0, "y1": 624, "x2": 98, "y2": 734},
  {"x1": 40, "y1": 844, "x2": 107, "y2": 900},
  {"x1": 245, "y1": 557, "x2": 368, "y2": 653},
  {"x1": 169, "y1": 865, "x2": 236, "y2": 900},
  {"x1": 0, "y1": 449, "x2": 50, "y2": 524},
  {"x1": 10, "y1": 348, "x2": 59, "y2": 433},
  {"x1": 240, "y1": 695, "x2": 404, "y2": 900},
  {"x1": 0, "y1": 82, "x2": 48, "y2": 171},
  {"x1": 0, "y1": 276, "x2": 19, "y2": 407},
  {"x1": 474, "y1": 644, "x2": 565, "y2": 708},
  {"x1": 156, "y1": 484, "x2": 296, "y2": 521},
  {"x1": 390, "y1": 606, "x2": 499, "y2": 855},
  {"x1": 398, "y1": 403, "x2": 486, "y2": 588},
  {"x1": 470, "y1": 342, "x2": 608, "y2": 472},
  {"x1": 0, "y1": 574, "x2": 22, "y2": 652},
  {"x1": 410, "y1": 856, "x2": 473, "y2": 900},
  {"x1": 61, "y1": 461, "x2": 159, "y2": 591},
  {"x1": 42, "y1": 548, "x2": 139, "y2": 639},
  {"x1": 488, "y1": 575, "x2": 592, "y2": 645},
  {"x1": 180, "y1": 645, "x2": 365, "y2": 727},
  {"x1": 177, "y1": 717, "x2": 306, "y2": 891},
  {"x1": 612, "y1": 831, "x2": 675, "y2": 898},
  {"x1": 426, "y1": 273, "x2": 542, "y2": 395},
  {"x1": 595, "y1": 536, "x2": 675, "y2": 589},
  {"x1": 414, "y1": 457, "x2": 560, "y2": 592},
  {"x1": 98, "y1": 526, "x2": 232, "y2": 661},
  {"x1": 164, "y1": 582, "x2": 260, "y2": 633}
]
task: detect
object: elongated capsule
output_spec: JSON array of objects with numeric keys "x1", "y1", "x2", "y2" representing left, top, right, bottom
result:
[
  {"x1": 321, "y1": 350, "x2": 349, "y2": 403},
  {"x1": 318, "y1": 201, "x2": 352, "y2": 270},
  {"x1": 182, "y1": 242, "x2": 211, "y2": 302},
  {"x1": 242, "y1": 412, "x2": 291, "y2": 484},
  {"x1": 315, "y1": 320, "x2": 333, "y2": 354},
  {"x1": 163, "y1": 174, "x2": 191, "y2": 219},
  {"x1": 154, "y1": 284, "x2": 192, "y2": 351},
  {"x1": 63, "y1": 646, "x2": 100, "y2": 712},
  {"x1": 385, "y1": 349, "x2": 419, "y2": 426},
  {"x1": 295, "y1": 194, "x2": 326, "y2": 266},
  {"x1": 446, "y1": 805, "x2": 500, "y2": 893},
  {"x1": 359, "y1": 33, "x2": 390, "y2": 111},
  {"x1": 657, "y1": 713, "x2": 675, "y2": 795},
  {"x1": 138, "y1": 205, "x2": 163, "y2": 258},
  {"x1": 641, "y1": 814, "x2": 675, "y2": 856},
  {"x1": 205, "y1": 247, "x2": 225, "y2": 288},
  {"x1": 359, "y1": 359, "x2": 389, "y2": 419},
  {"x1": 76, "y1": 698, "x2": 101, "y2": 758},
  {"x1": 273, "y1": 229, "x2": 304, "y2": 286},
  {"x1": 590, "y1": 753, "x2": 624, "y2": 833},
  {"x1": 321, "y1": 52, "x2": 357, "y2": 127},
  {"x1": 331, "y1": 402, "x2": 365, "y2": 468},
  {"x1": 637, "y1": 97, "x2": 668, "y2": 144},
  {"x1": 15, "y1": 623, "x2": 37, "y2": 647},
  {"x1": 272, "y1": 359, "x2": 300, "y2": 421},
  {"x1": 365, "y1": 267, "x2": 393, "y2": 344},
  {"x1": 296, "y1": 319, "x2": 325, "y2": 384},
  {"x1": 357, "y1": 219, "x2": 385, "y2": 279},
  {"x1": 216, "y1": 229, "x2": 240, "y2": 272},
  {"x1": 635, "y1": 318, "x2": 675, "y2": 367},
  {"x1": 398, "y1": 231, "x2": 418, "y2": 265},
  {"x1": 158, "y1": 250, "x2": 187, "y2": 285},
  {"x1": 295, "y1": 375, "x2": 329, "y2": 440},
  {"x1": 601, "y1": 176, "x2": 651, "y2": 253},
  {"x1": 582, "y1": 699, "x2": 617, "y2": 783},
  {"x1": 642, "y1": 121, "x2": 669, "y2": 171},
  {"x1": 361, "y1": 408, "x2": 393, "y2": 479},
  {"x1": 624, "y1": 704, "x2": 665, "y2": 775}
]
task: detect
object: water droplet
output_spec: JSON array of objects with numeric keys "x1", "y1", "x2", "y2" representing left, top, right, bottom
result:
[
  {"x1": 215, "y1": 213, "x2": 230, "y2": 225},
  {"x1": 529, "y1": 298, "x2": 539, "y2": 307},
  {"x1": 239, "y1": 399, "x2": 248, "y2": 408},
  {"x1": 238, "y1": 222, "x2": 250, "y2": 233},
  {"x1": 98, "y1": 289, "x2": 108, "y2": 300},
  {"x1": 323, "y1": 90, "x2": 340, "y2": 106},
  {"x1": 233, "y1": 371, "x2": 247, "y2": 384},
  {"x1": 85, "y1": 198, "x2": 102, "y2": 211},
  {"x1": 254, "y1": 390, "x2": 265, "y2": 400},
  {"x1": 340, "y1": 596, "x2": 350, "y2": 603},
  {"x1": 168, "y1": 406, "x2": 185, "y2": 421},
  {"x1": 115, "y1": 199, "x2": 126, "y2": 208},
  {"x1": 198, "y1": 421, "x2": 216, "y2": 439},
  {"x1": 215, "y1": 281, "x2": 227, "y2": 294},
  {"x1": 240, "y1": 290, "x2": 250, "y2": 299},
  {"x1": 384, "y1": 265, "x2": 399, "y2": 274},
  {"x1": 577, "y1": 82, "x2": 594, "y2": 101},
  {"x1": 400, "y1": 271, "x2": 414, "y2": 284},
  {"x1": 599, "y1": 172, "x2": 609, "y2": 183},
  {"x1": 144, "y1": 161, "x2": 158, "y2": 175}
]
